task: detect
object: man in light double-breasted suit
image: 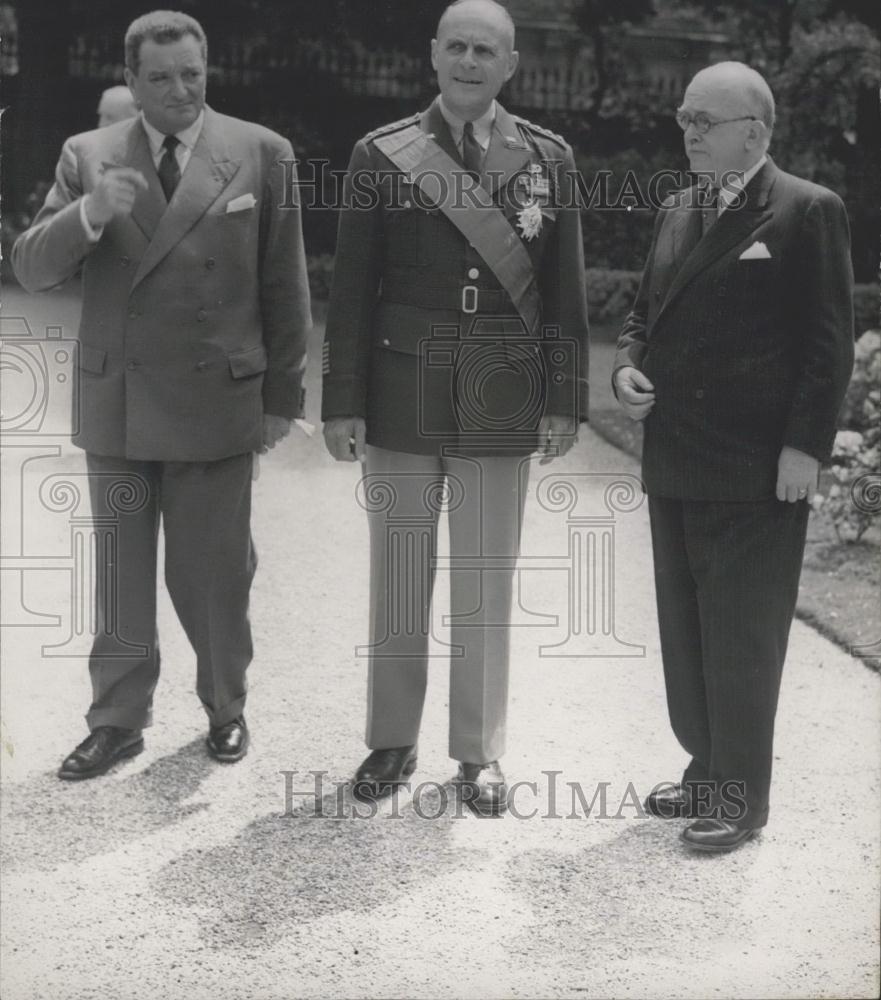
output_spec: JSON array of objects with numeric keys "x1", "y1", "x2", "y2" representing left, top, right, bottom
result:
[{"x1": 13, "y1": 10, "x2": 311, "y2": 778}]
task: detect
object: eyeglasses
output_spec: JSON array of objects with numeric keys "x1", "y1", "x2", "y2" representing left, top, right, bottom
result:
[{"x1": 675, "y1": 111, "x2": 757, "y2": 134}]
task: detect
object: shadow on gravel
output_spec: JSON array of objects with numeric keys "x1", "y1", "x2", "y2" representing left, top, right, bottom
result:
[
  {"x1": 503, "y1": 818, "x2": 761, "y2": 967},
  {"x1": 154, "y1": 782, "x2": 471, "y2": 952},
  {"x1": 1, "y1": 738, "x2": 212, "y2": 871}
]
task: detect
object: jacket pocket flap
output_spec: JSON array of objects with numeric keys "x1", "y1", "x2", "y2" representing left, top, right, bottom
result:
[
  {"x1": 78, "y1": 345, "x2": 107, "y2": 374},
  {"x1": 228, "y1": 345, "x2": 268, "y2": 378}
]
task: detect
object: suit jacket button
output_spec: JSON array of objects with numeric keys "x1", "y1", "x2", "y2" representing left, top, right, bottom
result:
[
  {"x1": 197, "y1": 309, "x2": 207, "y2": 321},
  {"x1": 120, "y1": 256, "x2": 130, "y2": 267},
  {"x1": 382, "y1": 338, "x2": 390, "y2": 346},
  {"x1": 695, "y1": 389, "x2": 705, "y2": 399},
  {"x1": 468, "y1": 267, "x2": 480, "y2": 280},
  {"x1": 128, "y1": 309, "x2": 138, "y2": 319},
  {"x1": 654, "y1": 290, "x2": 661, "y2": 299},
  {"x1": 196, "y1": 360, "x2": 208, "y2": 370},
  {"x1": 206, "y1": 258, "x2": 216, "y2": 269},
  {"x1": 126, "y1": 360, "x2": 139, "y2": 370}
]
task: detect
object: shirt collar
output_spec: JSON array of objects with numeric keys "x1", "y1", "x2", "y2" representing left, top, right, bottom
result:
[
  {"x1": 719, "y1": 154, "x2": 767, "y2": 210},
  {"x1": 438, "y1": 97, "x2": 496, "y2": 150},
  {"x1": 141, "y1": 110, "x2": 205, "y2": 157}
]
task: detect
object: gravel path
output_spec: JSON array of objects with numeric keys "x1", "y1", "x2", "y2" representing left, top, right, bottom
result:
[{"x1": 1, "y1": 291, "x2": 879, "y2": 999}]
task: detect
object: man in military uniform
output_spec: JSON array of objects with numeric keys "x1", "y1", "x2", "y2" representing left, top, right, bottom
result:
[{"x1": 322, "y1": 0, "x2": 589, "y2": 814}]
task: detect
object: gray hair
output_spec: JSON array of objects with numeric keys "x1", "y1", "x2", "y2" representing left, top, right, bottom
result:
[
  {"x1": 697, "y1": 61, "x2": 776, "y2": 132},
  {"x1": 124, "y1": 10, "x2": 207, "y2": 75}
]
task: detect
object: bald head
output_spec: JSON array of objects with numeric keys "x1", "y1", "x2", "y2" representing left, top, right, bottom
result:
[
  {"x1": 437, "y1": 0, "x2": 516, "y2": 52},
  {"x1": 97, "y1": 85, "x2": 138, "y2": 127},
  {"x1": 688, "y1": 62, "x2": 775, "y2": 134}
]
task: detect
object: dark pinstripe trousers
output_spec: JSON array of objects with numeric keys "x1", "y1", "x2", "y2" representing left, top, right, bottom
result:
[{"x1": 648, "y1": 496, "x2": 810, "y2": 827}]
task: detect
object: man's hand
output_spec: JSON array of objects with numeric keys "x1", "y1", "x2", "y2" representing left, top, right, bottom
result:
[
  {"x1": 536, "y1": 415, "x2": 578, "y2": 465},
  {"x1": 613, "y1": 366, "x2": 656, "y2": 421},
  {"x1": 323, "y1": 417, "x2": 366, "y2": 462},
  {"x1": 776, "y1": 445, "x2": 819, "y2": 503},
  {"x1": 84, "y1": 168, "x2": 148, "y2": 227},
  {"x1": 259, "y1": 414, "x2": 292, "y2": 454}
]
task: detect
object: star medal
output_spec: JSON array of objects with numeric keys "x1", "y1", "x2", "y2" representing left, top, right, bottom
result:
[{"x1": 516, "y1": 201, "x2": 543, "y2": 241}]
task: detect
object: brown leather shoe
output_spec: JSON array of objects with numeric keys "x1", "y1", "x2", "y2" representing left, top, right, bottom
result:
[
  {"x1": 455, "y1": 761, "x2": 508, "y2": 816},
  {"x1": 58, "y1": 726, "x2": 144, "y2": 781},
  {"x1": 680, "y1": 818, "x2": 759, "y2": 853},
  {"x1": 207, "y1": 716, "x2": 249, "y2": 762},
  {"x1": 352, "y1": 746, "x2": 417, "y2": 801},
  {"x1": 644, "y1": 782, "x2": 692, "y2": 819}
]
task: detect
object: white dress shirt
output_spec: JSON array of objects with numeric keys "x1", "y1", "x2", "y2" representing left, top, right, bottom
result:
[
  {"x1": 80, "y1": 111, "x2": 206, "y2": 240},
  {"x1": 438, "y1": 97, "x2": 496, "y2": 157},
  {"x1": 718, "y1": 154, "x2": 767, "y2": 215}
]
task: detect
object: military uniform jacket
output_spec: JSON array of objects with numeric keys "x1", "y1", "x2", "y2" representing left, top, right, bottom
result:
[
  {"x1": 615, "y1": 159, "x2": 854, "y2": 500},
  {"x1": 322, "y1": 98, "x2": 589, "y2": 454},
  {"x1": 12, "y1": 107, "x2": 311, "y2": 462}
]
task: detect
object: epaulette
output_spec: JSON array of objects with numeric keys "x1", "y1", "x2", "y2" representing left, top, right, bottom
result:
[
  {"x1": 363, "y1": 114, "x2": 421, "y2": 144},
  {"x1": 512, "y1": 115, "x2": 568, "y2": 150}
]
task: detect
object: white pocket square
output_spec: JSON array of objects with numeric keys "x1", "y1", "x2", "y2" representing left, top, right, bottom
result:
[
  {"x1": 739, "y1": 241, "x2": 772, "y2": 260},
  {"x1": 226, "y1": 193, "x2": 257, "y2": 213}
]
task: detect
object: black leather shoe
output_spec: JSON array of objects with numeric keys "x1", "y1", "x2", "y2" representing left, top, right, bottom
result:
[
  {"x1": 207, "y1": 716, "x2": 249, "y2": 762},
  {"x1": 455, "y1": 761, "x2": 508, "y2": 816},
  {"x1": 352, "y1": 746, "x2": 417, "y2": 801},
  {"x1": 680, "y1": 818, "x2": 759, "y2": 853},
  {"x1": 58, "y1": 726, "x2": 144, "y2": 781},
  {"x1": 645, "y1": 782, "x2": 692, "y2": 819}
]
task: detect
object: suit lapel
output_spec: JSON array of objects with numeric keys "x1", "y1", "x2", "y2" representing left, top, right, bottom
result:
[
  {"x1": 132, "y1": 108, "x2": 241, "y2": 288},
  {"x1": 96, "y1": 120, "x2": 164, "y2": 243},
  {"x1": 656, "y1": 160, "x2": 777, "y2": 324},
  {"x1": 483, "y1": 105, "x2": 531, "y2": 195}
]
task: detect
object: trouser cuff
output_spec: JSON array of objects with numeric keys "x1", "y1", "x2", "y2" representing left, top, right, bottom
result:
[
  {"x1": 203, "y1": 694, "x2": 247, "y2": 728},
  {"x1": 86, "y1": 705, "x2": 151, "y2": 732}
]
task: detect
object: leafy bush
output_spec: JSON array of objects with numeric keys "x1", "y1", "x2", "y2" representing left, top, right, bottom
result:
[
  {"x1": 306, "y1": 253, "x2": 335, "y2": 301},
  {"x1": 853, "y1": 283, "x2": 880, "y2": 336},
  {"x1": 585, "y1": 267, "x2": 641, "y2": 325},
  {"x1": 813, "y1": 330, "x2": 881, "y2": 542}
]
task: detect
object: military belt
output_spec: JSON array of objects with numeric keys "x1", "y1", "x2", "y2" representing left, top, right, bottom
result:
[{"x1": 380, "y1": 282, "x2": 514, "y2": 315}]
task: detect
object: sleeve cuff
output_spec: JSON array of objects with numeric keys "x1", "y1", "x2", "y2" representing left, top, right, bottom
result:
[{"x1": 79, "y1": 198, "x2": 103, "y2": 242}]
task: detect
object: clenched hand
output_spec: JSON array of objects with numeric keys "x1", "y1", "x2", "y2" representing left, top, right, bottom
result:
[
  {"x1": 84, "y1": 167, "x2": 149, "y2": 226},
  {"x1": 776, "y1": 445, "x2": 819, "y2": 503},
  {"x1": 324, "y1": 417, "x2": 366, "y2": 462},
  {"x1": 613, "y1": 366, "x2": 655, "y2": 421}
]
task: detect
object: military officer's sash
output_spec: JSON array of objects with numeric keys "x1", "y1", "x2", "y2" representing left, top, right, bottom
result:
[{"x1": 373, "y1": 125, "x2": 540, "y2": 333}]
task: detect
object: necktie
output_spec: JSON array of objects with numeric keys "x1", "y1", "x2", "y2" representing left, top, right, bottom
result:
[
  {"x1": 158, "y1": 135, "x2": 181, "y2": 202},
  {"x1": 462, "y1": 121, "x2": 482, "y2": 180},
  {"x1": 701, "y1": 190, "x2": 719, "y2": 237}
]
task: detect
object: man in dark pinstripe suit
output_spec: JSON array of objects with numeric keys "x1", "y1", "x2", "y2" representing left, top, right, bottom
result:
[{"x1": 615, "y1": 62, "x2": 854, "y2": 852}]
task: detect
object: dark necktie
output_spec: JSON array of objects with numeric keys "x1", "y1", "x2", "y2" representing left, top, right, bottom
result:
[
  {"x1": 462, "y1": 121, "x2": 482, "y2": 180},
  {"x1": 158, "y1": 135, "x2": 181, "y2": 202},
  {"x1": 701, "y1": 190, "x2": 719, "y2": 237}
]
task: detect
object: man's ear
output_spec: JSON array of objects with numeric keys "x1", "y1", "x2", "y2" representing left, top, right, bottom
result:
[
  {"x1": 430, "y1": 38, "x2": 438, "y2": 72},
  {"x1": 745, "y1": 119, "x2": 765, "y2": 151},
  {"x1": 505, "y1": 49, "x2": 520, "y2": 83}
]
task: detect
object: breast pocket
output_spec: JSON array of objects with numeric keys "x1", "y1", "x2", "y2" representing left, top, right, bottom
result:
[
  {"x1": 722, "y1": 256, "x2": 780, "y2": 302},
  {"x1": 383, "y1": 186, "x2": 439, "y2": 267}
]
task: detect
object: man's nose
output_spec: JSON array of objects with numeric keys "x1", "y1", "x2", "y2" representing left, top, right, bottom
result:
[
  {"x1": 460, "y1": 46, "x2": 478, "y2": 69},
  {"x1": 169, "y1": 75, "x2": 188, "y2": 98}
]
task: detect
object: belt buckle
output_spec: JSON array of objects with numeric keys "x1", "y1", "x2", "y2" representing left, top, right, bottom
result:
[{"x1": 461, "y1": 285, "x2": 478, "y2": 314}]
